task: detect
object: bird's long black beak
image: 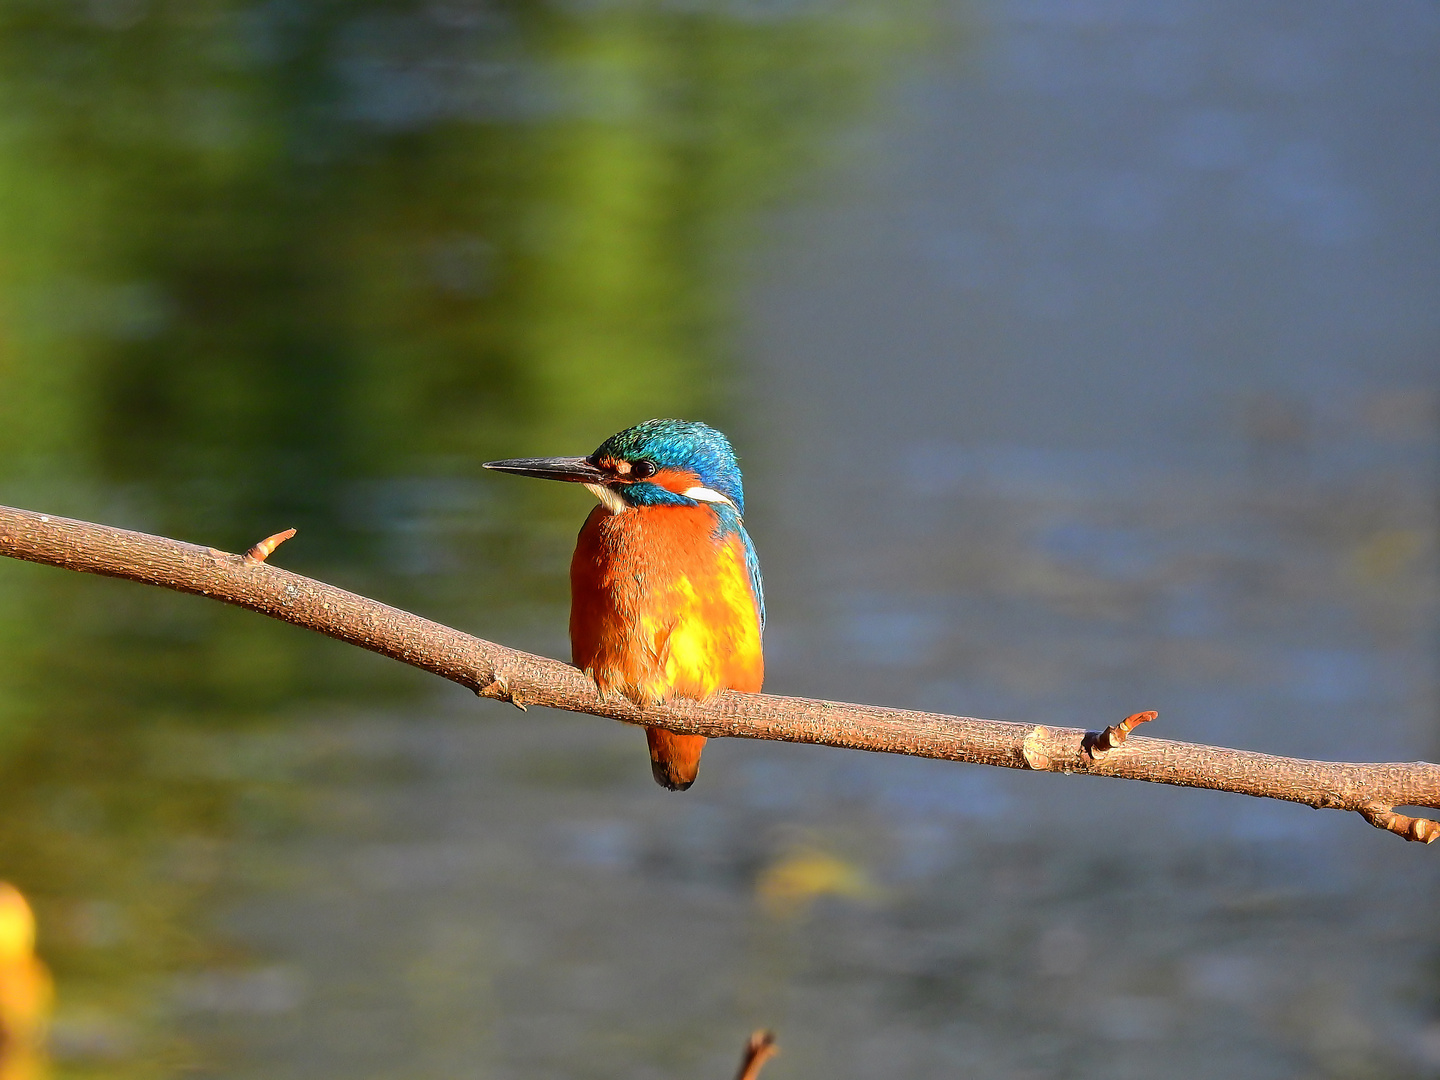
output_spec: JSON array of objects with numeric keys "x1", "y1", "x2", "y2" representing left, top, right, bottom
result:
[{"x1": 482, "y1": 456, "x2": 609, "y2": 484}]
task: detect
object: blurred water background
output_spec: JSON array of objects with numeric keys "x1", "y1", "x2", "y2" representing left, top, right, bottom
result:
[{"x1": 0, "y1": 1, "x2": 1436, "y2": 1077}]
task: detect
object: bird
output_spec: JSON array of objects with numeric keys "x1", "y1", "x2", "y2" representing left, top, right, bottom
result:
[{"x1": 484, "y1": 419, "x2": 764, "y2": 790}]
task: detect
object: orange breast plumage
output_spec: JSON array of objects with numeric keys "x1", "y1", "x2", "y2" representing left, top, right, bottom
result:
[{"x1": 570, "y1": 503, "x2": 764, "y2": 705}]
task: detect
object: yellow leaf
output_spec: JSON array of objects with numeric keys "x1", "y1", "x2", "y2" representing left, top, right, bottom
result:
[{"x1": 756, "y1": 847, "x2": 876, "y2": 917}]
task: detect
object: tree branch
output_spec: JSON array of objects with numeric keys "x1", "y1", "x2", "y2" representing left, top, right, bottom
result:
[
  {"x1": 0, "y1": 504, "x2": 1436, "y2": 842},
  {"x1": 734, "y1": 1030, "x2": 777, "y2": 1080}
]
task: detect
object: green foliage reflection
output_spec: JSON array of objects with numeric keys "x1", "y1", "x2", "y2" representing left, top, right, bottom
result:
[{"x1": 0, "y1": 1, "x2": 922, "y2": 1075}]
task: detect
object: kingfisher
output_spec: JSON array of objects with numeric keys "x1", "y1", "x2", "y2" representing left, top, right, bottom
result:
[{"x1": 484, "y1": 419, "x2": 764, "y2": 790}]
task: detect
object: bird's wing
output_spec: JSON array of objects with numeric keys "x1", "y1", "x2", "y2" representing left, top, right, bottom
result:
[{"x1": 738, "y1": 521, "x2": 765, "y2": 636}]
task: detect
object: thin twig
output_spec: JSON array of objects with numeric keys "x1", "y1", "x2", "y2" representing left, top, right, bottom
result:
[
  {"x1": 0, "y1": 504, "x2": 1436, "y2": 842},
  {"x1": 734, "y1": 1030, "x2": 777, "y2": 1080},
  {"x1": 1359, "y1": 805, "x2": 1440, "y2": 843}
]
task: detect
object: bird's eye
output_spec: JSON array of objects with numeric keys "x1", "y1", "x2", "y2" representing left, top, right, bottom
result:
[{"x1": 631, "y1": 460, "x2": 657, "y2": 479}]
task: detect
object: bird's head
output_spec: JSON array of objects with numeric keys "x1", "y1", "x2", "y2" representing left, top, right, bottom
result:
[{"x1": 484, "y1": 419, "x2": 745, "y2": 515}]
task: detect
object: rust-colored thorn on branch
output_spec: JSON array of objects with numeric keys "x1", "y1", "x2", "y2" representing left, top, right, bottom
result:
[
  {"x1": 1086, "y1": 710, "x2": 1158, "y2": 757},
  {"x1": 243, "y1": 528, "x2": 296, "y2": 565},
  {"x1": 0, "y1": 503, "x2": 1437, "y2": 843},
  {"x1": 734, "y1": 1030, "x2": 778, "y2": 1080}
]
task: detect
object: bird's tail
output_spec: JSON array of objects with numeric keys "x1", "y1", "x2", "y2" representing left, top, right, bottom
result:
[{"x1": 646, "y1": 728, "x2": 706, "y2": 791}]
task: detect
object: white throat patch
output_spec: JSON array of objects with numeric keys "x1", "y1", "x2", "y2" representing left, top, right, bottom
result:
[{"x1": 585, "y1": 483, "x2": 627, "y2": 515}]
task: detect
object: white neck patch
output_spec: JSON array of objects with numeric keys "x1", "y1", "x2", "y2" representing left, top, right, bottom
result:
[
  {"x1": 682, "y1": 486, "x2": 736, "y2": 510},
  {"x1": 584, "y1": 482, "x2": 736, "y2": 514},
  {"x1": 585, "y1": 483, "x2": 627, "y2": 515}
]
